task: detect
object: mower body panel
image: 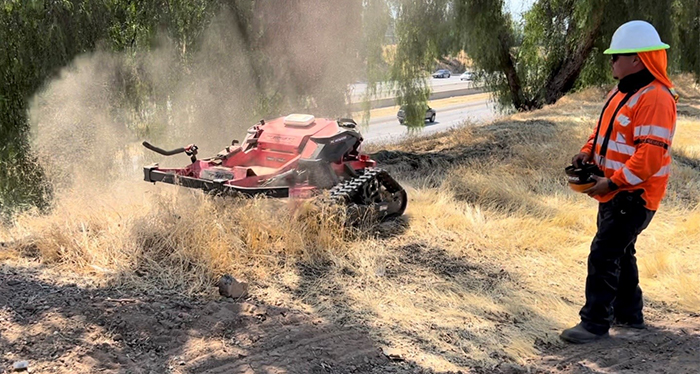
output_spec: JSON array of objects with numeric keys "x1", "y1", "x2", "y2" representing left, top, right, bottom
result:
[{"x1": 143, "y1": 115, "x2": 376, "y2": 194}]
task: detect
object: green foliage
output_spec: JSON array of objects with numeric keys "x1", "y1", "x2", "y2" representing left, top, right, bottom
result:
[
  {"x1": 1, "y1": 0, "x2": 111, "y2": 215},
  {"x1": 0, "y1": 0, "x2": 220, "y2": 215},
  {"x1": 0, "y1": 0, "x2": 371, "y2": 215},
  {"x1": 458, "y1": 0, "x2": 524, "y2": 109},
  {"x1": 674, "y1": 0, "x2": 700, "y2": 80},
  {"x1": 389, "y1": 1, "x2": 451, "y2": 127},
  {"x1": 359, "y1": 0, "x2": 392, "y2": 120},
  {"x1": 387, "y1": 0, "x2": 699, "y2": 118}
]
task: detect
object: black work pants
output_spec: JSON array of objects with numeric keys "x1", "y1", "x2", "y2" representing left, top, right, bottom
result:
[{"x1": 579, "y1": 191, "x2": 655, "y2": 335}]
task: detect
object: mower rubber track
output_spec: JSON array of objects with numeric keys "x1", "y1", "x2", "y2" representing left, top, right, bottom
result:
[{"x1": 329, "y1": 168, "x2": 407, "y2": 219}]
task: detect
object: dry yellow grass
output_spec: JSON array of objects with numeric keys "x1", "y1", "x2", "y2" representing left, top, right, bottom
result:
[{"x1": 1, "y1": 77, "x2": 699, "y2": 371}]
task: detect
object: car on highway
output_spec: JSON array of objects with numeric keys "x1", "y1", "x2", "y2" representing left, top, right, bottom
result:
[
  {"x1": 397, "y1": 106, "x2": 436, "y2": 124},
  {"x1": 460, "y1": 71, "x2": 475, "y2": 81},
  {"x1": 432, "y1": 69, "x2": 451, "y2": 78}
]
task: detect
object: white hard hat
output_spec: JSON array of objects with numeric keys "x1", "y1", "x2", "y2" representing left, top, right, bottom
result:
[{"x1": 604, "y1": 20, "x2": 670, "y2": 54}]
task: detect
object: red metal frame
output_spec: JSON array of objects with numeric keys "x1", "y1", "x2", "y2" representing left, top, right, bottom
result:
[{"x1": 147, "y1": 116, "x2": 376, "y2": 192}]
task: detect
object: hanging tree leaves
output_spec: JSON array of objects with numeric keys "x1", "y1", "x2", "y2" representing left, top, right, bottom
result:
[
  {"x1": 386, "y1": 0, "x2": 699, "y2": 128},
  {"x1": 0, "y1": 0, "x2": 376, "y2": 214}
]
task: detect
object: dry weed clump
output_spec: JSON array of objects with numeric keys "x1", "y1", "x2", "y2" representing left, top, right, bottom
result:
[{"x1": 1, "y1": 186, "x2": 358, "y2": 293}]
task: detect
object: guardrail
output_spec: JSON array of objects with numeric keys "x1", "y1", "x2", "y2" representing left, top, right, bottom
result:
[{"x1": 348, "y1": 84, "x2": 486, "y2": 111}]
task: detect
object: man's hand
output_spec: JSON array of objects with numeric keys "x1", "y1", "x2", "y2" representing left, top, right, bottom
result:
[
  {"x1": 572, "y1": 152, "x2": 592, "y2": 168},
  {"x1": 583, "y1": 175, "x2": 613, "y2": 197}
]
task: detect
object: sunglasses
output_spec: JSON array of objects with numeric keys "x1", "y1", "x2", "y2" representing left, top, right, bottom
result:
[{"x1": 611, "y1": 53, "x2": 637, "y2": 62}]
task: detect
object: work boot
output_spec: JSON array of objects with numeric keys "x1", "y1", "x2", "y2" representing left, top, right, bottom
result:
[{"x1": 560, "y1": 323, "x2": 609, "y2": 344}]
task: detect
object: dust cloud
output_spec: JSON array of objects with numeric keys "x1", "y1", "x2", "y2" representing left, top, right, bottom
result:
[{"x1": 27, "y1": 1, "x2": 368, "y2": 196}]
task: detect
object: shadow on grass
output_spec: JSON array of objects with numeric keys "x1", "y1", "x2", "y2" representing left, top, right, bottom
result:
[
  {"x1": 371, "y1": 119, "x2": 579, "y2": 217},
  {"x1": 292, "y1": 240, "x2": 566, "y2": 373},
  {"x1": 672, "y1": 151, "x2": 700, "y2": 171},
  {"x1": 291, "y1": 237, "x2": 700, "y2": 373},
  {"x1": 677, "y1": 102, "x2": 700, "y2": 118}
]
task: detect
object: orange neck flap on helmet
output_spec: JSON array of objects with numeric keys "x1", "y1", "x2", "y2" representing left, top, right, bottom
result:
[{"x1": 638, "y1": 49, "x2": 679, "y2": 102}]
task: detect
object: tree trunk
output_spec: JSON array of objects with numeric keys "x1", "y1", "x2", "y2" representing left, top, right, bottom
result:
[
  {"x1": 544, "y1": 9, "x2": 605, "y2": 104},
  {"x1": 498, "y1": 32, "x2": 531, "y2": 111}
]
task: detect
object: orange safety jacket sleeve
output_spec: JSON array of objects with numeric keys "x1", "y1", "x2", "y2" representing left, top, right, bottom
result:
[
  {"x1": 580, "y1": 133, "x2": 595, "y2": 155},
  {"x1": 609, "y1": 95, "x2": 675, "y2": 187}
]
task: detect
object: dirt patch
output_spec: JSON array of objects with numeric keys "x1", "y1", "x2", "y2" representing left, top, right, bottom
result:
[
  {"x1": 3, "y1": 259, "x2": 700, "y2": 374},
  {"x1": 534, "y1": 319, "x2": 700, "y2": 374},
  {"x1": 0, "y1": 262, "x2": 426, "y2": 374}
]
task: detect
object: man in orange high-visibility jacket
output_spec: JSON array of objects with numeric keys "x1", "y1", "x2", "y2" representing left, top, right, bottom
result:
[{"x1": 560, "y1": 20, "x2": 678, "y2": 344}]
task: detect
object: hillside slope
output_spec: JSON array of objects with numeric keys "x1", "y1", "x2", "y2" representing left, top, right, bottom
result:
[{"x1": 1, "y1": 77, "x2": 699, "y2": 373}]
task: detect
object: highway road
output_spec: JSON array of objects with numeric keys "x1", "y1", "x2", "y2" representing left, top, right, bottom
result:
[
  {"x1": 361, "y1": 97, "x2": 498, "y2": 144},
  {"x1": 350, "y1": 76, "x2": 480, "y2": 102}
]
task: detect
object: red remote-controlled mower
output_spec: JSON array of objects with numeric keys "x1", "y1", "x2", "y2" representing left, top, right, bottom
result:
[{"x1": 143, "y1": 114, "x2": 407, "y2": 220}]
